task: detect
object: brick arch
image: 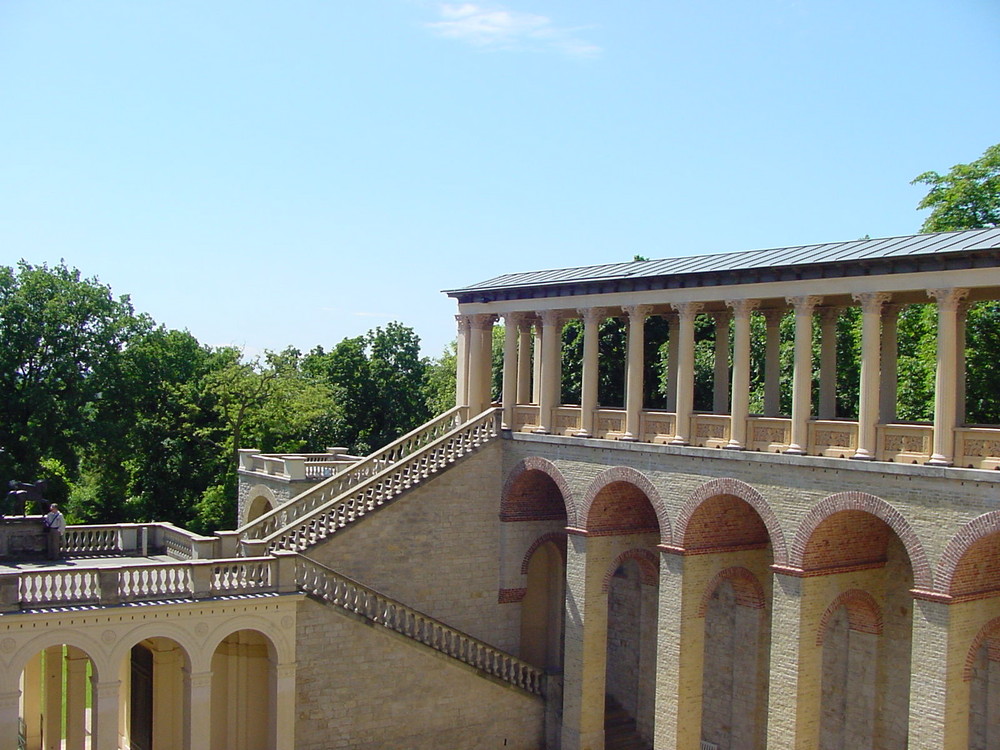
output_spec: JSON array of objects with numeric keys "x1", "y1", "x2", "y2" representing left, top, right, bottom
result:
[
  {"x1": 816, "y1": 589, "x2": 883, "y2": 645},
  {"x1": 964, "y1": 616, "x2": 1000, "y2": 680},
  {"x1": 676, "y1": 478, "x2": 786, "y2": 562},
  {"x1": 936, "y1": 510, "x2": 1000, "y2": 597},
  {"x1": 601, "y1": 548, "x2": 660, "y2": 592},
  {"x1": 579, "y1": 467, "x2": 672, "y2": 544},
  {"x1": 697, "y1": 566, "x2": 767, "y2": 616},
  {"x1": 789, "y1": 491, "x2": 932, "y2": 591},
  {"x1": 501, "y1": 457, "x2": 573, "y2": 523},
  {"x1": 520, "y1": 532, "x2": 568, "y2": 575}
]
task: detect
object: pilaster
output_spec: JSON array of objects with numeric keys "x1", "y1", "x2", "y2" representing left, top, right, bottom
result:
[
  {"x1": 908, "y1": 597, "x2": 965, "y2": 749},
  {"x1": 92, "y1": 679, "x2": 122, "y2": 750},
  {"x1": 0, "y1": 690, "x2": 19, "y2": 750},
  {"x1": 65, "y1": 646, "x2": 89, "y2": 750},
  {"x1": 274, "y1": 662, "x2": 298, "y2": 750},
  {"x1": 185, "y1": 670, "x2": 214, "y2": 750}
]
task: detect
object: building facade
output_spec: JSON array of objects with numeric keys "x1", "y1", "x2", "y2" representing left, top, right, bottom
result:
[{"x1": 2, "y1": 227, "x2": 1000, "y2": 749}]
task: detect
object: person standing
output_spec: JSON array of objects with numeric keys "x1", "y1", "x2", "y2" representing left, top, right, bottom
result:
[{"x1": 43, "y1": 503, "x2": 65, "y2": 560}]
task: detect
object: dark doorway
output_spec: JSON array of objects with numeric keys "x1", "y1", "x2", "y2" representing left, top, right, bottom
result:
[{"x1": 130, "y1": 644, "x2": 153, "y2": 750}]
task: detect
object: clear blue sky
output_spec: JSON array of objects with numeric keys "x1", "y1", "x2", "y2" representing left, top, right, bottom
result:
[{"x1": 2, "y1": 1, "x2": 998, "y2": 358}]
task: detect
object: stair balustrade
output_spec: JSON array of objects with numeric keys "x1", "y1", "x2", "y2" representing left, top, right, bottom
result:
[{"x1": 296, "y1": 555, "x2": 544, "y2": 696}]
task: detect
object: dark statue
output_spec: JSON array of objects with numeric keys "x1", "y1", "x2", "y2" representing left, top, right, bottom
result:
[{"x1": 4, "y1": 479, "x2": 48, "y2": 516}]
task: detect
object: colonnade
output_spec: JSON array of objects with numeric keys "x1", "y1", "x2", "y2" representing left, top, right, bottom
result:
[{"x1": 457, "y1": 286, "x2": 979, "y2": 466}]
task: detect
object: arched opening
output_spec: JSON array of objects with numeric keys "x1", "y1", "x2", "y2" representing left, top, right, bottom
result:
[
  {"x1": 125, "y1": 636, "x2": 188, "y2": 750},
  {"x1": 520, "y1": 539, "x2": 566, "y2": 672},
  {"x1": 802, "y1": 512, "x2": 914, "y2": 750},
  {"x1": 501, "y1": 468, "x2": 568, "y2": 523},
  {"x1": 211, "y1": 629, "x2": 276, "y2": 750},
  {"x1": 245, "y1": 495, "x2": 274, "y2": 525},
  {"x1": 967, "y1": 617, "x2": 1000, "y2": 749},
  {"x1": 685, "y1": 494, "x2": 772, "y2": 750},
  {"x1": 19, "y1": 644, "x2": 97, "y2": 750}
]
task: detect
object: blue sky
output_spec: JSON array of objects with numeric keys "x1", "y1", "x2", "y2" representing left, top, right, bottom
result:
[{"x1": 1, "y1": 1, "x2": 998, "y2": 358}]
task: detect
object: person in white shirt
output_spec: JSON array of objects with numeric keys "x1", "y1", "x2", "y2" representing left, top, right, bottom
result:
[{"x1": 43, "y1": 503, "x2": 65, "y2": 560}]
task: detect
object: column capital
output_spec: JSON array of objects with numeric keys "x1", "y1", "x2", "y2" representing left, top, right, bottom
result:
[
  {"x1": 670, "y1": 301, "x2": 703, "y2": 321},
  {"x1": 851, "y1": 291, "x2": 891, "y2": 313},
  {"x1": 93, "y1": 679, "x2": 122, "y2": 698},
  {"x1": 469, "y1": 313, "x2": 498, "y2": 330},
  {"x1": 725, "y1": 299, "x2": 759, "y2": 317},
  {"x1": 622, "y1": 304, "x2": 654, "y2": 320},
  {"x1": 455, "y1": 314, "x2": 471, "y2": 334},
  {"x1": 501, "y1": 311, "x2": 531, "y2": 326},
  {"x1": 817, "y1": 305, "x2": 843, "y2": 323},
  {"x1": 538, "y1": 309, "x2": 566, "y2": 327},
  {"x1": 785, "y1": 295, "x2": 823, "y2": 313},
  {"x1": 577, "y1": 306, "x2": 609, "y2": 325},
  {"x1": 927, "y1": 287, "x2": 970, "y2": 311},
  {"x1": 761, "y1": 307, "x2": 786, "y2": 325}
]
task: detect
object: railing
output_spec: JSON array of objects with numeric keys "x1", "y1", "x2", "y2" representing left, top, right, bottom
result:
[
  {"x1": 296, "y1": 556, "x2": 544, "y2": 696},
  {"x1": 640, "y1": 410, "x2": 675, "y2": 443},
  {"x1": 691, "y1": 413, "x2": 731, "y2": 448},
  {"x1": 511, "y1": 405, "x2": 540, "y2": 432},
  {"x1": 237, "y1": 406, "x2": 470, "y2": 542},
  {"x1": 256, "y1": 408, "x2": 501, "y2": 553},
  {"x1": 0, "y1": 555, "x2": 295, "y2": 612},
  {"x1": 809, "y1": 419, "x2": 858, "y2": 458},
  {"x1": 594, "y1": 409, "x2": 626, "y2": 439},
  {"x1": 241, "y1": 451, "x2": 360, "y2": 480},
  {"x1": 59, "y1": 523, "x2": 217, "y2": 559}
]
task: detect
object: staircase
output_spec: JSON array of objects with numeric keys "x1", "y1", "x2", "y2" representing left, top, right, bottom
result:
[
  {"x1": 296, "y1": 555, "x2": 544, "y2": 696},
  {"x1": 236, "y1": 406, "x2": 500, "y2": 554},
  {"x1": 604, "y1": 695, "x2": 651, "y2": 750}
]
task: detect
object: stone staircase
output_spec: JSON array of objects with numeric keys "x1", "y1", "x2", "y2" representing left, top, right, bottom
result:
[
  {"x1": 295, "y1": 555, "x2": 544, "y2": 696},
  {"x1": 604, "y1": 695, "x2": 651, "y2": 750},
  {"x1": 235, "y1": 406, "x2": 500, "y2": 554}
]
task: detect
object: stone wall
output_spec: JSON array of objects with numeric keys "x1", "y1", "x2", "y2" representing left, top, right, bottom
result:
[{"x1": 294, "y1": 597, "x2": 545, "y2": 750}]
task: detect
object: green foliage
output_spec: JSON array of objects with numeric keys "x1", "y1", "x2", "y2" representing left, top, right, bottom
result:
[
  {"x1": 913, "y1": 143, "x2": 1000, "y2": 232},
  {"x1": 424, "y1": 342, "x2": 457, "y2": 415}
]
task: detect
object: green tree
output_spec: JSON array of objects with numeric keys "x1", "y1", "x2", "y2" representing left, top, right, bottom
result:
[{"x1": 913, "y1": 143, "x2": 1000, "y2": 232}]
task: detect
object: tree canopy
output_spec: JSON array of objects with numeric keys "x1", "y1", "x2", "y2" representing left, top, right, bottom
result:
[{"x1": 912, "y1": 143, "x2": 1000, "y2": 232}]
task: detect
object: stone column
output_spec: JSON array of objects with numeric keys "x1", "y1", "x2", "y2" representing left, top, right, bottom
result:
[
  {"x1": 536, "y1": 310, "x2": 564, "y2": 434},
  {"x1": 927, "y1": 288, "x2": 970, "y2": 465},
  {"x1": 577, "y1": 307, "x2": 607, "y2": 438},
  {"x1": 517, "y1": 316, "x2": 534, "y2": 404},
  {"x1": 766, "y1": 571, "x2": 821, "y2": 748},
  {"x1": 153, "y1": 644, "x2": 184, "y2": 750},
  {"x1": 561, "y1": 533, "x2": 615, "y2": 750},
  {"x1": 853, "y1": 292, "x2": 890, "y2": 460},
  {"x1": 43, "y1": 645, "x2": 62, "y2": 750},
  {"x1": 957, "y1": 301, "x2": 970, "y2": 426},
  {"x1": 818, "y1": 306, "x2": 840, "y2": 419},
  {"x1": 501, "y1": 312, "x2": 523, "y2": 430},
  {"x1": 92, "y1": 679, "x2": 122, "y2": 750},
  {"x1": 670, "y1": 302, "x2": 703, "y2": 445},
  {"x1": 763, "y1": 308, "x2": 784, "y2": 417},
  {"x1": 185, "y1": 670, "x2": 214, "y2": 750},
  {"x1": 454, "y1": 314, "x2": 470, "y2": 408},
  {"x1": 712, "y1": 311, "x2": 731, "y2": 414},
  {"x1": 880, "y1": 304, "x2": 901, "y2": 425},
  {"x1": 785, "y1": 296, "x2": 821, "y2": 454},
  {"x1": 23, "y1": 652, "x2": 42, "y2": 749},
  {"x1": 65, "y1": 646, "x2": 89, "y2": 750},
  {"x1": 0, "y1": 689, "x2": 20, "y2": 750},
  {"x1": 531, "y1": 321, "x2": 544, "y2": 405},
  {"x1": 726, "y1": 299, "x2": 759, "y2": 449},
  {"x1": 466, "y1": 314, "x2": 496, "y2": 415},
  {"x1": 665, "y1": 313, "x2": 680, "y2": 413},
  {"x1": 623, "y1": 305, "x2": 652, "y2": 441},
  {"x1": 274, "y1": 662, "x2": 297, "y2": 750}
]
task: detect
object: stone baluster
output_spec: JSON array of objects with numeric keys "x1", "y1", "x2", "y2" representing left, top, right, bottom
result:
[
  {"x1": 852, "y1": 292, "x2": 890, "y2": 460},
  {"x1": 927, "y1": 288, "x2": 970, "y2": 465},
  {"x1": 818, "y1": 306, "x2": 841, "y2": 419},
  {"x1": 712, "y1": 310, "x2": 731, "y2": 414},
  {"x1": 785, "y1": 296, "x2": 821, "y2": 454},
  {"x1": 726, "y1": 299, "x2": 759, "y2": 449},
  {"x1": 623, "y1": 305, "x2": 653, "y2": 441},
  {"x1": 577, "y1": 307, "x2": 607, "y2": 438}
]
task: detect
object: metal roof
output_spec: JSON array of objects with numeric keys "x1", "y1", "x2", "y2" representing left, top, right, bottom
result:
[{"x1": 445, "y1": 227, "x2": 1000, "y2": 297}]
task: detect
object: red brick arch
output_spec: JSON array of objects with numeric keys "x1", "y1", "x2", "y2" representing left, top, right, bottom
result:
[
  {"x1": 936, "y1": 510, "x2": 1000, "y2": 598},
  {"x1": 676, "y1": 478, "x2": 787, "y2": 563},
  {"x1": 578, "y1": 467, "x2": 671, "y2": 544},
  {"x1": 963, "y1": 616, "x2": 1000, "y2": 680},
  {"x1": 501, "y1": 456, "x2": 573, "y2": 523},
  {"x1": 816, "y1": 589, "x2": 883, "y2": 645},
  {"x1": 789, "y1": 491, "x2": 932, "y2": 591},
  {"x1": 520, "y1": 532, "x2": 568, "y2": 575},
  {"x1": 601, "y1": 548, "x2": 660, "y2": 592},
  {"x1": 697, "y1": 566, "x2": 767, "y2": 616}
]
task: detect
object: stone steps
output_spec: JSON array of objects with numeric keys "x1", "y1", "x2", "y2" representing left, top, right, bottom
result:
[{"x1": 605, "y1": 696, "x2": 651, "y2": 750}]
